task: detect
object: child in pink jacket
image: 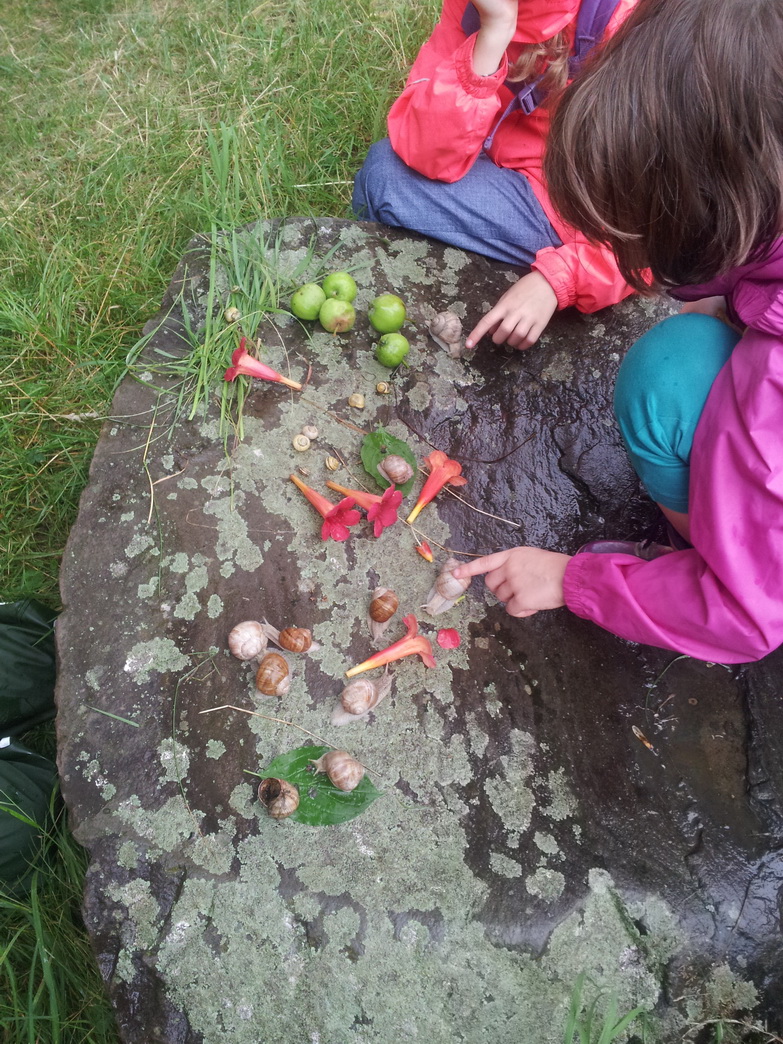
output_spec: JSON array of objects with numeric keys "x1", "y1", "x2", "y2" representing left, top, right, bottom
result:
[
  {"x1": 353, "y1": 0, "x2": 638, "y2": 350},
  {"x1": 455, "y1": 0, "x2": 783, "y2": 664}
]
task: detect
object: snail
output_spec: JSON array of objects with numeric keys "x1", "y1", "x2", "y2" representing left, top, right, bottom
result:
[
  {"x1": 421, "y1": 557, "x2": 471, "y2": 615},
  {"x1": 224, "y1": 306, "x2": 241, "y2": 323},
  {"x1": 377, "y1": 455, "x2": 413, "y2": 486},
  {"x1": 292, "y1": 434, "x2": 311, "y2": 452},
  {"x1": 310, "y1": 750, "x2": 365, "y2": 792},
  {"x1": 332, "y1": 668, "x2": 394, "y2": 726},
  {"x1": 348, "y1": 393, "x2": 365, "y2": 409},
  {"x1": 325, "y1": 456, "x2": 341, "y2": 472},
  {"x1": 428, "y1": 310, "x2": 470, "y2": 359},
  {"x1": 301, "y1": 425, "x2": 319, "y2": 441},
  {"x1": 260, "y1": 620, "x2": 321, "y2": 652},
  {"x1": 227, "y1": 620, "x2": 267, "y2": 661},
  {"x1": 258, "y1": 777, "x2": 299, "y2": 819},
  {"x1": 376, "y1": 381, "x2": 390, "y2": 394},
  {"x1": 255, "y1": 652, "x2": 291, "y2": 697},
  {"x1": 278, "y1": 626, "x2": 313, "y2": 653},
  {"x1": 368, "y1": 587, "x2": 399, "y2": 642}
]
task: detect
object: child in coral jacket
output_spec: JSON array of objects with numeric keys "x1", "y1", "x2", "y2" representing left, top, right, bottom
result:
[
  {"x1": 352, "y1": 0, "x2": 638, "y2": 350},
  {"x1": 455, "y1": 0, "x2": 783, "y2": 664}
]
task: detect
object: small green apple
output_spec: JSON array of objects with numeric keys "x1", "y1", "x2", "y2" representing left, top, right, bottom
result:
[
  {"x1": 368, "y1": 293, "x2": 406, "y2": 333},
  {"x1": 319, "y1": 298, "x2": 356, "y2": 333},
  {"x1": 321, "y1": 271, "x2": 357, "y2": 302},
  {"x1": 375, "y1": 333, "x2": 410, "y2": 367},
  {"x1": 290, "y1": 282, "x2": 326, "y2": 321}
]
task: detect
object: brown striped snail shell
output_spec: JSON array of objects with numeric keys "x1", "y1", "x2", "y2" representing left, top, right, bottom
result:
[
  {"x1": 310, "y1": 750, "x2": 365, "y2": 792},
  {"x1": 421, "y1": 557, "x2": 471, "y2": 616},
  {"x1": 228, "y1": 620, "x2": 267, "y2": 661},
  {"x1": 428, "y1": 310, "x2": 469, "y2": 358},
  {"x1": 369, "y1": 587, "x2": 399, "y2": 642},
  {"x1": 332, "y1": 669, "x2": 394, "y2": 726},
  {"x1": 258, "y1": 777, "x2": 299, "y2": 818},
  {"x1": 255, "y1": 652, "x2": 290, "y2": 696},
  {"x1": 377, "y1": 455, "x2": 413, "y2": 486},
  {"x1": 260, "y1": 619, "x2": 321, "y2": 652},
  {"x1": 278, "y1": 626, "x2": 313, "y2": 653}
]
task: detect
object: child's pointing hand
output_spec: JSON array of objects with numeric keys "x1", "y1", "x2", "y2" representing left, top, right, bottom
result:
[{"x1": 452, "y1": 548, "x2": 571, "y2": 618}]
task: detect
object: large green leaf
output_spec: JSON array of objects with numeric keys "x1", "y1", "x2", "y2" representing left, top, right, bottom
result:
[
  {"x1": 360, "y1": 428, "x2": 417, "y2": 495},
  {"x1": 258, "y1": 745, "x2": 382, "y2": 826}
]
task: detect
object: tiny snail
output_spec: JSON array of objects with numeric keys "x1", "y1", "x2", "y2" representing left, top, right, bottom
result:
[
  {"x1": 227, "y1": 620, "x2": 267, "y2": 661},
  {"x1": 292, "y1": 434, "x2": 311, "y2": 452},
  {"x1": 224, "y1": 306, "x2": 242, "y2": 323},
  {"x1": 376, "y1": 381, "x2": 390, "y2": 394},
  {"x1": 368, "y1": 587, "x2": 399, "y2": 642},
  {"x1": 332, "y1": 669, "x2": 394, "y2": 726},
  {"x1": 255, "y1": 652, "x2": 290, "y2": 697},
  {"x1": 301, "y1": 425, "x2": 319, "y2": 441},
  {"x1": 377, "y1": 455, "x2": 413, "y2": 486},
  {"x1": 258, "y1": 777, "x2": 299, "y2": 819},
  {"x1": 348, "y1": 393, "x2": 365, "y2": 409},
  {"x1": 421, "y1": 558, "x2": 471, "y2": 615},
  {"x1": 278, "y1": 626, "x2": 313, "y2": 653},
  {"x1": 325, "y1": 456, "x2": 341, "y2": 472},
  {"x1": 310, "y1": 750, "x2": 365, "y2": 792}
]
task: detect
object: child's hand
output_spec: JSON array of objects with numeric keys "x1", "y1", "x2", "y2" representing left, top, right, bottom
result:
[
  {"x1": 453, "y1": 547, "x2": 571, "y2": 618},
  {"x1": 465, "y1": 272, "x2": 558, "y2": 350}
]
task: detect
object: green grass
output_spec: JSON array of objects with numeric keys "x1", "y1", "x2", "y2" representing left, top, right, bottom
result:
[{"x1": 0, "y1": 0, "x2": 437, "y2": 1037}]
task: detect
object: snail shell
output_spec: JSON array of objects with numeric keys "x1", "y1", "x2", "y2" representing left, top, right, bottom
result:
[
  {"x1": 278, "y1": 626, "x2": 313, "y2": 653},
  {"x1": 376, "y1": 381, "x2": 390, "y2": 394},
  {"x1": 369, "y1": 587, "x2": 399, "y2": 642},
  {"x1": 422, "y1": 557, "x2": 471, "y2": 615},
  {"x1": 428, "y1": 310, "x2": 470, "y2": 359},
  {"x1": 332, "y1": 669, "x2": 394, "y2": 726},
  {"x1": 224, "y1": 306, "x2": 241, "y2": 323},
  {"x1": 227, "y1": 620, "x2": 267, "y2": 661},
  {"x1": 260, "y1": 619, "x2": 321, "y2": 652},
  {"x1": 301, "y1": 425, "x2": 319, "y2": 440},
  {"x1": 377, "y1": 455, "x2": 413, "y2": 486},
  {"x1": 255, "y1": 652, "x2": 291, "y2": 696},
  {"x1": 310, "y1": 750, "x2": 365, "y2": 792},
  {"x1": 325, "y1": 455, "x2": 341, "y2": 471},
  {"x1": 292, "y1": 434, "x2": 311, "y2": 452},
  {"x1": 348, "y1": 393, "x2": 365, "y2": 409},
  {"x1": 258, "y1": 777, "x2": 299, "y2": 818}
]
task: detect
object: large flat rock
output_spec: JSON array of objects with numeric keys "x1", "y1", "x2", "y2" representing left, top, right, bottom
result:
[{"x1": 56, "y1": 219, "x2": 783, "y2": 1042}]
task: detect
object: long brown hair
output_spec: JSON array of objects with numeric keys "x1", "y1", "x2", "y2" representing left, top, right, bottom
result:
[{"x1": 544, "y1": 0, "x2": 783, "y2": 290}]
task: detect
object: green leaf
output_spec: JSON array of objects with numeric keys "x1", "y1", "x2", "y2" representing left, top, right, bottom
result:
[
  {"x1": 259, "y1": 745, "x2": 382, "y2": 826},
  {"x1": 360, "y1": 428, "x2": 417, "y2": 495}
]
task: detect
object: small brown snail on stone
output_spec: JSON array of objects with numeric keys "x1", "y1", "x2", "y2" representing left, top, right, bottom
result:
[
  {"x1": 227, "y1": 620, "x2": 268, "y2": 661},
  {"x1": 255, "y1": 652, "x2": 291, "y2": 697},
  {"x1": 278, "y1": 626, "x2": 313, "y2": 653},
  {"x1": 368, "y1": 587, "x2": 399, "y2": 642},
  {"x1": 310, "y1": 750, "x2": 365, "y2": 792},
  {"x1": 421, "y1": 557, "x2": 471, "y2": 615},
  {"x1": 301, "y1": 425, "x2": 319, "y2": 441},
  {"x1": 428, "y1": 310, "x2": 470, "y2": 359},
  {"x1": 258, "y1": 777, "x2": 299, "y2": 818},
  {"x1": 377, "y1": 455, "x2": 413, "y2": 486},
  {"x1": 332, "y1": 669, "x2": 394, "y2": 726}
]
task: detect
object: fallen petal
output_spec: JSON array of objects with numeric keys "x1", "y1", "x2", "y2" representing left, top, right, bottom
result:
[{"x1": 437, "y1": 628, "x2": 461, "y2": 650}]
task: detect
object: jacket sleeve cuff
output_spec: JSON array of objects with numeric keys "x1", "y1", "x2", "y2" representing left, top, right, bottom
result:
[
  {"x1": 455, "y1": 35, "x2": 508, "y2": 97},
  {"x1": 562, "y1": 555, "x2": 592, "y2": 618},
  {"x1": 531, "y1": 248, "x2": 576, "y2": 310}
]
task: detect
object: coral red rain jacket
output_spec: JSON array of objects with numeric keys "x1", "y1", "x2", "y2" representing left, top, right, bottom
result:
[
  {"x1": 387, "y1": 0, "x2": 639, "y2": 312},
  {"x1": 564, "y1": 239, "x2": 783, "y2": 663}
]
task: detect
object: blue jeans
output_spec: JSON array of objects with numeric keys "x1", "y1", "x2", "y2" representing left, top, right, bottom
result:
[
  {"x1": 352, "y1": 138, "x2": 562, "y2": 267},
  {"x1": 614, "y1": 314, "x2": 742, "y2": 513}
]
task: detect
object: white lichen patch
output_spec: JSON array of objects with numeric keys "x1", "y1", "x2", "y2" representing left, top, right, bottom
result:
[
  {"x1": 540, "y1": 767, "x2": 579, "y2": 822},
  {"x1": 204, "y1": 495, "x2": 265, "y2": 572},
  {"x1": 118, "y1": 841, "x2": 139, "y2": 870},
  {"x1": 123, "y1": 638, "x2": 189, "y2": 684},
  {"x1": 125, "y1": 532, "x2": 155, "y2": 558},
  {"x1": 490, "y1": 852, "x2": 523, "y2": 878},
  {"x1": 206, "y1": 739, "x2": 226, "y2": 760},
  {"x1": 137, "y1": 580, "x2": 158, "y2": 599},
  {"x1": 207, "y1": 594, "x2": 223, "y2": 618},
  {"x1": 158, "y1": 738, "x2": 190, "y2": 783},
  {"x1": 169, "y1": 552, "x2": 190, "y2": 573},
  {"x1": 534, "y1": 831, "x2": 559, "y2": 856},
  {"x1": 526, "y1": 867, "x2": 566, "y2": 902},
  {"x1": 85, "y1": 666, "x2": 105, "y2": 692}
]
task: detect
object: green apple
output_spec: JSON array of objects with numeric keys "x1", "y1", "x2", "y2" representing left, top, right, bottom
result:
[
  {"x1": 368, "y1": 293, "x2": 406, "y2": 333},
  {"x1": 319, "y1": 298, "x2": 356, "y2": 333},
  {"x1": 375, "y1": 333, "x2": 410, "y2": 367},
  {"x1": 321, "y1": 271, "x2": 357, "y2": 302},
  {"x1": 290, "y1": 282, "x2": 326, "y2": 321}
]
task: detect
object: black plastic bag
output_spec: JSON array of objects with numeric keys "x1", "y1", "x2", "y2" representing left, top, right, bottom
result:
[{"x1": 0, "y1": 598, "x2": 57, "y2": 735}]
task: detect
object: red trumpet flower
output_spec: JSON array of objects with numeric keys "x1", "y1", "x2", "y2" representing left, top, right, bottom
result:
[
  {"x1": 326, "y1": 481, "x2": 402, "y2": 536},
  {"x1": 224, "y1": 339, "x2": 302, "y2": 390},
  {"x1": 345, "y1": 614, "x2": 436, "y2": 677},
  {"x1": 415, "y1": 541, "x2": 434, "y2": 562},
  {"x1": 289, "y1": 474, "x2": 360, "y2": 542},
  {"x1": 405, "y1": 449, "x2": 467, "y2": 523}
]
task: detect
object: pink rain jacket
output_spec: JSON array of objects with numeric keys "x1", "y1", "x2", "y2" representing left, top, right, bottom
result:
[
  {"x1": 564, "y1": 239, "x2": 783, "y2": 663},
  {"x1": 387, "y1": 0, "x2": 639, "y2": 312}
]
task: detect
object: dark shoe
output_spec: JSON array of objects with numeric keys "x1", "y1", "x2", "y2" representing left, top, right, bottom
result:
[{"x1": 577, "y1": 539, "x2": 675, "y2": 561}]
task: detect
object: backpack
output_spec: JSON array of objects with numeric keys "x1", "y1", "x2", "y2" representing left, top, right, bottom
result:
[{"x1": 461, "y1": 0, "x2": 621, "y2": 116}]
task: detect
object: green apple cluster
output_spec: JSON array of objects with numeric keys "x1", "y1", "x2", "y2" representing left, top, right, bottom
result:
[{"x1": 290, "y1": 274, "x2": 410, "y2": 366}]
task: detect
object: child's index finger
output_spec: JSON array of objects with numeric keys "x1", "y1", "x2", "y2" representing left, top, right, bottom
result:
[{"x1": 452, "y1": 550, "x2": 511, "y2": 579}]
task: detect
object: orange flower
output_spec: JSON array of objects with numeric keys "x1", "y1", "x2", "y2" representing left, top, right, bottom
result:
[
  {"x1": 405, "y1": 450, "x2": 467, "y2": 523},
  {"x1": 415, "y1": 541, "x2": 433, "y2": 562},
  {"x1": 289, "y1": 474, "x2": 361, "y2": 542},
  {"x1": 326, "y1": 481, "x2": 402, "y2": 536},
  {"x1": 345, "y1": 614, "x2": 436, "y2": 677},
  {"x1": 224, "y1": 339, "x2": 302, "y2": 390}
]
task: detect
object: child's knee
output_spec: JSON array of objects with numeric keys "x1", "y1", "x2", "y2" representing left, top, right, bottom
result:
[{"x1": 352, "y1": 139, "x2": 399, "y2": 221}]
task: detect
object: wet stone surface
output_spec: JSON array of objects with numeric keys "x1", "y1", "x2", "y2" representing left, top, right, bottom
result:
[{"x1": 56, "y1": 219, "x2": 783, "y2": 1042}]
